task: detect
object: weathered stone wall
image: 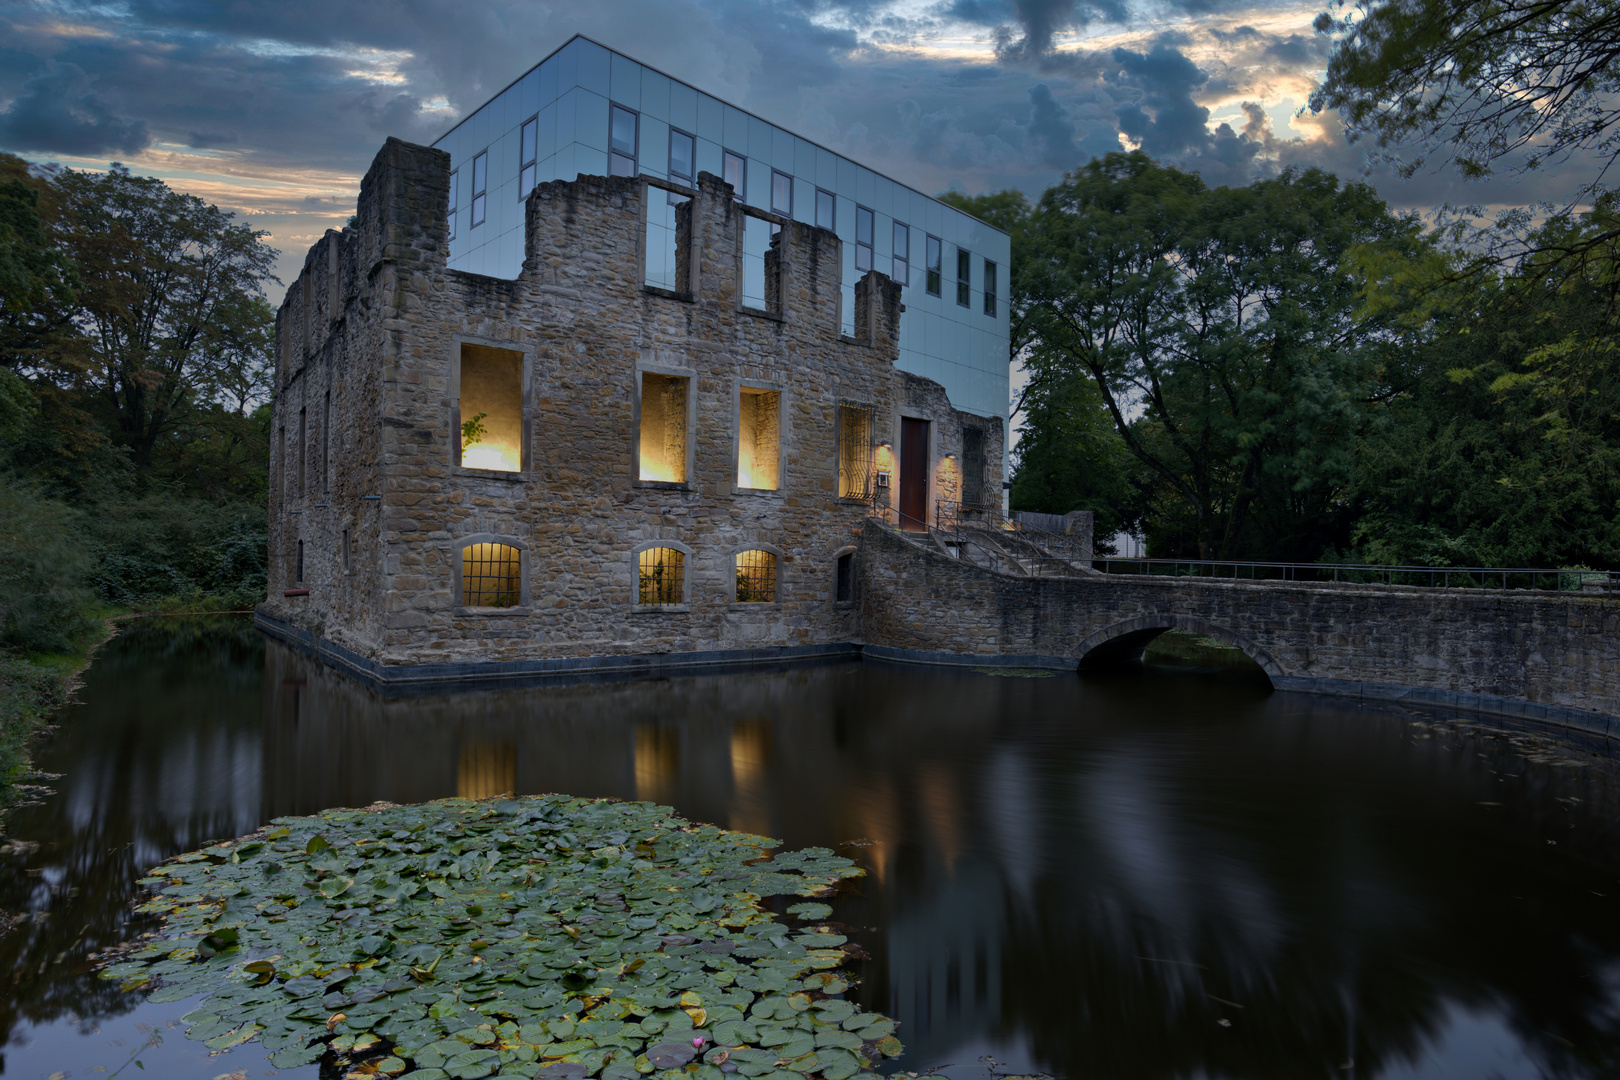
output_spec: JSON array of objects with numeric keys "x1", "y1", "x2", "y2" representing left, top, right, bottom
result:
[
  {"x1": 263, "y1": 138, "x2": 1003, "y2": 668},
  {"x1": 859, "y1": 522, "x2": 1620, "y2": 725}
]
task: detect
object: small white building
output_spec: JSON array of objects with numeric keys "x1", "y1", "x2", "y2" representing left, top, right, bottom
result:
[{"x1": 432, "y1": 34, "x2": 1011, "y2": 461}]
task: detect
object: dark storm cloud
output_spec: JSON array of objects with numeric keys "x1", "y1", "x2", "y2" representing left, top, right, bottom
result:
[
  {"x1": 0, "y1": 60, "x2": 150, "y2": 155},
  {"x1": 1110, "y1": 44, "x2": 1208, "y2": 158}
]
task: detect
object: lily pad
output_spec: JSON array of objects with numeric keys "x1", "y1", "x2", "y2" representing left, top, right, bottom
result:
[{"x1": 99, "y1": 794, "x2": 903, "y2": 1076}]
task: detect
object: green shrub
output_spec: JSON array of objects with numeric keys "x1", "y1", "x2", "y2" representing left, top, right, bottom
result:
[
  {"x1": 0, "y1": 474, "x2": 96, "y2": 651},
  {"x1": 85, "y1": 491, "x2": 266, "y2": 609}
]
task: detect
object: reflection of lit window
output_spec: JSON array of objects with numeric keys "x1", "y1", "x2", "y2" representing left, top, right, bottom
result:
[
  {"x1": 463, "y1": 543, "x2": 521, "y2": 607},
  {"x1": 735, "y1": 549, "x2": 777, "y2": 603},
  {"x1": 459, "y1": 343, "x2": 523, "y2": 472},
  {"x1": 635, "y1": 724, "x2": 680, "y2": 804},
  {"x1": 639, "y1": 372, "x2": 688, "y2": 483},
  {"x1": 458, "y1": 739, "x2": 516, "y2": 799},
  {"x1": 737, "y1": 387, "x2": 780, "y2": 490},
  {"x1": 838, "y1": 405, "x2": 872, "y2": 498},
  {"x1": 638, "y1": 547, "x2": 684, "y2": 605}
]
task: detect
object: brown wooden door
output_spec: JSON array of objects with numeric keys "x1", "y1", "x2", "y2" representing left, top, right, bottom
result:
[{"x1": 899, "y1": 417, "x2": 929, "y2": 531}]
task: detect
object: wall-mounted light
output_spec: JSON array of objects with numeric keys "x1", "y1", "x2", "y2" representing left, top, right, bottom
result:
[
  {"x1": 877, "y1": 440, "x2": 892, "y2": 449},
  {"x1": 944, "y1": 453, "x2": 957, "y2": 461}
]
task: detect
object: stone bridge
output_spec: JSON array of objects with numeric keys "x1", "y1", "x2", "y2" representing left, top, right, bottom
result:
[{"x1": 857, "y1": 523, "x2": 1620, "y2": 736}]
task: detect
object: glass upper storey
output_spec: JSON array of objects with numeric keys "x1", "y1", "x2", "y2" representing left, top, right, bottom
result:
[{"x1": 433, "y1": 36, "x2": 1011, "y2": 423}]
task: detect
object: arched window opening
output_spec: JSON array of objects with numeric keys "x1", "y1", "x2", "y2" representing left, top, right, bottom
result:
[
  {"x1": 638, "y1": 547, "x2": 685, "y2": 605},
  {"x1": 463, "y1": 542, "x2": 521, "y2": 607},
  {"x1": 836, "y1": 552, "x2": 854, "y2": 603},
  {"x1": 736, "y1": 549, "x2": 778, "y2": 603}
]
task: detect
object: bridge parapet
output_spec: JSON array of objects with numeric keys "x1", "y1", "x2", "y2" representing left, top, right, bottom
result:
[{"x1": 857, "y1": 522, "x2": 1620, "y2": 737}]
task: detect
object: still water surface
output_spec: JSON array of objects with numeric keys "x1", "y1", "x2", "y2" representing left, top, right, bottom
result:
[{"x1": 4, "y1": 618, "x2": 1620, "y2": 1079}]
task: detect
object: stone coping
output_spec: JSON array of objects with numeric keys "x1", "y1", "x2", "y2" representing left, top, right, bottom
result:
[{"x1": 1270, "y1": 675, "x2": 1620, "y2": 739}]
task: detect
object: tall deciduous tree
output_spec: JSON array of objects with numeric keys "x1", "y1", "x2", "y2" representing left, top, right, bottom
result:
[
  {"x1": 51, "y1": 163, "x2": 276, "y2": 471},
  {"x1": 1020, "y1": 152, "x2": 1424, "y2": 559}
]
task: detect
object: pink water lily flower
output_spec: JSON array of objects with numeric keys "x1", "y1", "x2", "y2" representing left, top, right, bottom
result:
[{"x1": 693, "y1": 1036, "x2": 707, "y2": 1049}]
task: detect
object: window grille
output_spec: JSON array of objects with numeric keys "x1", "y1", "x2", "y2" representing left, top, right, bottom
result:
[
  {"x1": 736, "y1": 549, "x2": 778, "y2": 603},
  {"x1": 638, "y1": 547, "x2": 684, "y2": 605},
  {"x1": 838, "y1": 405, "x2": 872, "y2": 499},
  {"x1": 463, "y1": 542, "x2": 521, "y2": 607}
]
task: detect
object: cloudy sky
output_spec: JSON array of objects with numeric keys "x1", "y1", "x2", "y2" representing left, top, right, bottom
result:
[{"x1": 0, "y1": 0, "x2": 1583, "y2": 288}]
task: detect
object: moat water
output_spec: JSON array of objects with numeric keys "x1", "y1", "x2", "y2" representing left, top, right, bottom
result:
[{"x1": 5, "y1": 617, "x2": 1620, "y2": 1079}]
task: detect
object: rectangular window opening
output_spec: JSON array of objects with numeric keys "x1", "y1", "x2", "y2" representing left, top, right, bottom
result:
[
  {"x1": 838, "y1": 405, "x2": 872, "y2": 499},
  {"x1": 639, "y1": 372, "x2": 689, "y2": 483},
  {"x1": 645, "y1": 183, "x2": 690, "y2": 292},
  {"x1": 892, "y1": 222, "x2": 909, "y2": 287},
  {"x1": 448, "y1": 170, "x2": 458, "y2": 240},
  {"x1": 520, "y1": 116, "x2": 538, "y2": 199},
  {"x1": 723, "y1": 150, "x2": 746, "y2": 201},
  {"x1": 984, "y1": 259, "x2": 998, "y2": 317},
  {"x1": 458, "y1": 343, "x2": 523, "y2": 473},
  {"x1": 296, "y1": 539, "x2": 304, "y2": 584},
  {"x1": 463, "y1": 542, "x2": 521, "y2": 608},
  {"x1": 737, "y1": 387, "x2": 781, "y2": 490},
  {"x1": 815, "y1": 188, "x2": 835, "y2": 231},
  {"x1": 735, "y1": 550, "x2": 778, "y2": 603},
  {"x1": 855, "y1": 206, "x2": 873, "y2": 274},
  {"x1": 739, "y1": 213, "x2": 778, "y2": 314},
  {"x1": 962, "y1": 427, "x2": 986, "y2": 507},
  {"x1": 297, "y1": 406, "x2": 307, "y2": 496},
  {"x1": 956, "y1": 248, "x2": 971, "y2": 307},
  {"x1": 471, "y1": 151, "x2": 487, "y2": 227},
  {"x1": 610, "y1": 105, "x2": 638, "y2": 177},
  {"x1": 669, "y1": 128, "x2": 694, "y2": 183},
  {"x1": 926, "y1": 235, "x2": 942, "y2": 297},
  {"x1": 638, "y1": 547, "x2": 684, "y2": 605},
  {"x1": 342, "y1": 528, "x2": 351, "y2": 572},
  {"x1": 836, "y1": 552, "x2": 854, "y2": 603},
  {"x1": 321, "y1": 390, "x2": 330, "y2": 493}
]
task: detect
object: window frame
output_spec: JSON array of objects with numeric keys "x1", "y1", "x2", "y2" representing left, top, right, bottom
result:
[
  {"x1": 956, "y1": 247, "x2": 971, "y2": 307},
  {"x1": 723, "y1": 149, "x2": 747, "y2": 201},
  {"x1": 731, "y1": 543, "x2": 784, "y2": 607},
  {"x1": 984, "y1": 258, "x2": 998, "y2": 317},
  {"x1": 519, "y1": 116, "x2": 539, "y2": 199},
  {"x1": 733, "y1": 379, "x2": 787, "y2": 495},
  {"x1": 447, "y1": 169, "x2": 458, "y2": 240},
  {"x1": 610, "y1": 105, "x2": 639, "y2": 177},
  {"x1": 631, "y1": 540, "x2": 693, "y2": 611},
  {"x1": 453, "y1": 533, "x2": 530, "y2": 613},
  {"x1": 471, "y1": 151, "x2": 488, "y2": 228},
  {"x1": 450, "y1": 334, "x2": 533, "y2": 480},
  {"x1": 815, "y1": 188, "x2": 835, "y2": 231},
  {"x1": 668, "y1": 126, "x2": 695, "y2": 184},
  {"x1": 892, "y1": 221, "x2": 909, "y2": 287},
  {"x1": 854, "y1": 205, "x2": 874, "y2": 274},
  {"x1": 925, "y1": 234, "x2": 942, "y2": 296},
  {"x1": 633, "y1": 361, "x2": 697, "y2": 489}
]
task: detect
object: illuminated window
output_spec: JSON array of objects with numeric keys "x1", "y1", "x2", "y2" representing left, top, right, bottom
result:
[
  {"x1": 838, "y1": 405, "x2": 871, "y2": 498},
  {"x1": 462, "y1": 542, "x2": 521, "y2": 608},
  {"x1": 737, "y1": 387, "x2": 781, "y2": 490},
  {"x1": 457, "y1": 343, "x2": 523, "y2": 473},
  {"x1": 855, "y1": 206, "x2": 873, "y2": 273},
  {"x1": 723, "y1": 150, "x2": 746, "y2": 201},
  {"x1": 471, "y1": 151, "x2": 487, "y2": 227},
  {"x1": 519, "y1": 116, "x2": 538, "y2": 198},
  {"x1": 925, "y1": 235, "x2": 941, "y2": 296},
  {"x1": 611, "y1": 106, "x2": 638, "y2": 177},
  {"x1": 735, "y1": 549, "x2": 778, "y2": 603},
  {"x1": 639, "y1": 372, "x2": 689, "y2": 483},
  {"x1": 638, "y1": 547, "x2": 684, "y2": 605}
]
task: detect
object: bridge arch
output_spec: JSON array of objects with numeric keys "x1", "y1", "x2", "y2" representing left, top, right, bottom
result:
[{"x1": 1073, "y1": 614, "x2": 1284, "y2": 682}]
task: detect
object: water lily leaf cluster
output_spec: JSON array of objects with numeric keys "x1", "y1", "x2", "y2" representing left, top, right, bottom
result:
[{"x1": 99, "y1": 795, "x2": 902, "y2": 1080}]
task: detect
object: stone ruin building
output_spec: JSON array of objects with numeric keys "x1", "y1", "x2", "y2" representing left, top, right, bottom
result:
[{"x1": 258, "y1": 138, "x2": 1003, "y2": 684}]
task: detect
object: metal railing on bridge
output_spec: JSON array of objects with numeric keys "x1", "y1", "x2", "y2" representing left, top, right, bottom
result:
[{"x1": 1090, "y1": 557, "x2": 1616, "y2": 592}]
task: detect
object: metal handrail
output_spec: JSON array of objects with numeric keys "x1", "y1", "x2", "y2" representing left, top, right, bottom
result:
[{"x1": 1091, "y1": 557, "x2": 1616, "y2": 592}]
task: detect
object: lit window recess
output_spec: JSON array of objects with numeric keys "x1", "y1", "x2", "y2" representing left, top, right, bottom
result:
[
  {"x1": 855, "y1": 206, "x2": 873, "y2": 273},
  {"x1": 638, "y1": 547, "x2": 684, "y2": 605},
  {"x1": 459, "y1": 343, "x2": 523, "y2": 472},
  {"x1": 737, "y1": 388, "x2": 781, "y2": 490},
  {"x1": 519, "y1": 116, "x2": 538, "y2": 198},
  {"x1": 892, "y1": 222, "x2": 909, "y2": 287},
  {"x1": 723, "y1": 150, "x2": 746, "y2": 201},
  {"x1": 471, "y1": 151, "x2": 487, "y2": 227},
  {"x1": 463, "y1": 542, "x2": 521, "y2": 607},
  {"x1": 611, "y1": 106, "x2": 638, "y2": 177},
  {"x1": 639, "y1": 372, "x2": 688, "y2": 483},
  {"x1": 735, "y1": 549, "x2": 778, "y2": 603}
]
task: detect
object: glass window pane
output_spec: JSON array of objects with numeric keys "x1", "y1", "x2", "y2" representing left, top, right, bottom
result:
[
  {"x1": 893, "y1": 256, "x2": 907, "y2": 285},
  {"x1": 771, "y1": 170, "x2": 792, "y2": 215},
  {"x1": 856, "y1": 206, "x2": 872, "y2": 245},
  {"x1": 610, "y1": 152, "x2": 636, "y2": 177},
  {"x1": 472, "y1": 152, "x2": 486, "y2": 194},
  {"x1": 815, "y1": 189, "x2": 834, "y2": 230},
  {"x1": 611, "y1": 105, "x2": 638, "y2": 157},
  {"x1": 520, "y1": 164, "x2": 535, "y2": 198},
  {"x1": 472, "y1": 193, "x2": 485, "y2": 227},
  {"x1": 670, "y1": 129, "x2": 694, "y2": 180},
  {"x1": 893, "y1": 222, "x2": 908, "y2": 260},
  {"x1": 521, "y1": 118, "x2": 537, "y2": 164},
  {"x1": 855, "y1": 245, "x2": 872, "y2": 273},
  {"x1": 925, "y1": 235, "x2": 940, "y2": 296},
  {"x1": 723, "y1": 151, "x2": 745, "y2": 199}
]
